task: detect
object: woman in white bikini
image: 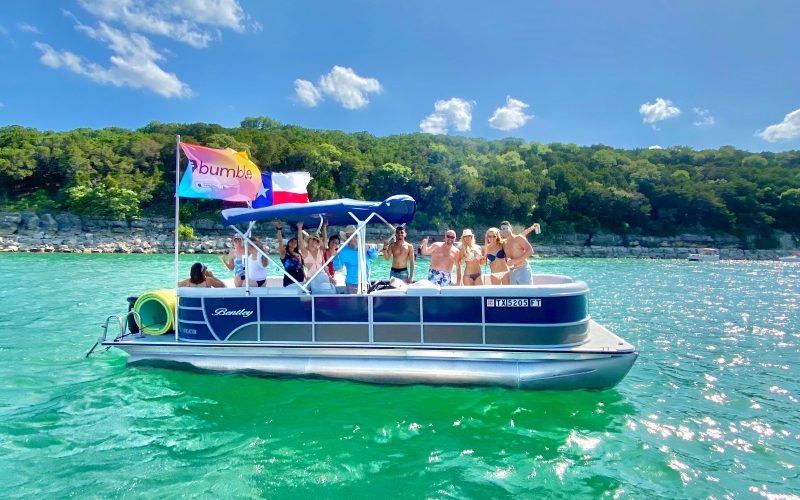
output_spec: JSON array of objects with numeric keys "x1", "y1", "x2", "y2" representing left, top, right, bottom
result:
[
  {"x1": 458, "y1": 229, "x2": 483, "y2": 286},
  {"x1": 482, "y1": 227, "x2": 509, "y2": 285}
]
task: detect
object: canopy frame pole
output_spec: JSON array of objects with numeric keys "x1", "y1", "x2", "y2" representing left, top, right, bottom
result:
[
  {"x1": 345, "y1": 212, "x2": 379, "y2": 295},
  {"x1": 242, "y1": 221, "x2": 254, "y2": 294}
]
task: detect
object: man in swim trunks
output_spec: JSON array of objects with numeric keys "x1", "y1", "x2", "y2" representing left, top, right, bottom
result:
[
  {"x1": 420, "y1": 230, "x2": 460, "y2": 286},
  {"x1": 382, "y1": 226, "x2": 415, "y2": 283},
  {"x1": 499, "y1": 221, "x2": 534, "y2": 285}
]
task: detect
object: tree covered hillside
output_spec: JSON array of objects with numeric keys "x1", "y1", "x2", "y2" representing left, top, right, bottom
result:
[{"x1": 1, "y1": 118, "x2": 799, "y2": 247}]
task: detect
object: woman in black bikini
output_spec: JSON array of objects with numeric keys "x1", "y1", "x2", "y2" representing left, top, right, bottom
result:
[
  {"x1": 483, "y1": 227, "x2": 509, "y2": 285},
  {"x1": 275, "y1": 222, "x2": 306, "y2": 287},
  {"x1": 458, "y1": 229, "x2": 484, "y2": 286}
]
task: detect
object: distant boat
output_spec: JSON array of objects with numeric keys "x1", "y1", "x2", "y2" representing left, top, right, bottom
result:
[
  {"x1": 779, "y1": 253, "x2": 800, "y2": 263},
  {"x1": 688, "y1": 248, "x2": 720, "y2": 262}
]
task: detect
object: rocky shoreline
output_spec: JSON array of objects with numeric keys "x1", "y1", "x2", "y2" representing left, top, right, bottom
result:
[{"x1": 1, "y1": 211, "x2": 797, "y2": 260}]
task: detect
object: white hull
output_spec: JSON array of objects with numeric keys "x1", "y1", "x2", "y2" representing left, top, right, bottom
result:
[{"x1": 105, "y1": 320, "x2": 637, "y2": 390}]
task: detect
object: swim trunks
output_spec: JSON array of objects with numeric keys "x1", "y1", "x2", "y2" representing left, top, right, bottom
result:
[
  {"x1": 509, "y1": 264, "x2": 533, "y2": 285},
  {"x1": 427, "y1": 269, "x2": 452, "y2": 286},
  {"x1": 390, "y1": 266, "x2": 409, "y2": 281}
]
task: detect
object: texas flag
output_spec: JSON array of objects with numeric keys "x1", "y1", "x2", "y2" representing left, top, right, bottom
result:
[{"x1": 252, "y1": 171, "x2": 312, "y2": 208}]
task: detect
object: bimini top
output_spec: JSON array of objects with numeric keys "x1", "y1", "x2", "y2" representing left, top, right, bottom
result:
[{"x1": 220, "y1": 194, "x2": 416, "y2": 226}]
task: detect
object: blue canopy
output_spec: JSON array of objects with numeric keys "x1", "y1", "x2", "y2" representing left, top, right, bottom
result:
[{"x1": 220, "y1": 195, "x2": 417, "y2": 227}]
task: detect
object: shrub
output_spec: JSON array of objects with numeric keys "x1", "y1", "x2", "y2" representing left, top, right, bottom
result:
[
  {"x1": 67, "y1": 184, "x2": 141, "y2": 219},
  {"x1": 178, "y1": 224, "x2": 196, "y2": 240}
]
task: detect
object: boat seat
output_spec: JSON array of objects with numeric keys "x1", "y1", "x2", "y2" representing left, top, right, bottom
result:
[
  {"x1": 249, "y1": 284, "x2": 307, "y2": 296},
  {"x1": 370, "y1": 288, "x2": 408, "y2": 296},
  {"x1": 531, "y1": 274, "x2": 575, "y2": 285},
  {"x1": 179, "y1": 284, "x2": 308, "y2": 298},
  {"x1": 405, "y1": 280, "x2": 441, "y2": 296}
]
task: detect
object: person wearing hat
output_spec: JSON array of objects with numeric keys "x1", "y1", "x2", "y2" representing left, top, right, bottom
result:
[
  {"x1": 419, "y1": 229, "x2": 460, "y2": 286},
  {"x1": 381, "y1": 226, "x2": 415, "y2": 284},
  {"x1": 457, "y1": 228, "x2": 484, "y2": 286},
  {"x1": 499, "y1": 221, "x2": 534, "y2": 285},
  {"x1": 332, "y1": 224, "x2": 379, "y2": 293}
]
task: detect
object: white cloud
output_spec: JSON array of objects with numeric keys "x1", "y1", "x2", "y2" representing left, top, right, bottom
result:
[
  {"x1": 648, "y1": 145, "x2": 663, "y2": 150},
  {"x1": 78, "y1": 0, "x2": 254, "y2": 48},
  {"x1": 420, "y1": 98, "x2": 473, "y2": 135},
  {"x1": 17, "y1": 23, "x2": 40, "y2": 34},
  {"x1": 35, "y1": 21, "x2": 192, "y2": 98},
  {"x1": 293, "y1": 66, "x2": 382, "y2": 110},
  {"x1": 318, "y1": 66, "x2": 382, "y2": 109},
  {"x1": 639, "y1": 97, "x2": 681, "y2": 124},
  {"x1": 692, "y1": 107, "x2": 715, "y2": 127},
  {"x1": 419, "y1": 114, "x2": 448, "y2": 135},
  {"x1": 756, "y1": 108, "x2": 800, "y2": 142},
  {"x1": 489, "y1": 96, "x2": 533, "y2": 131},
  {"x1": 294, "y1": 79, "x2": 322, "y2": 107}
]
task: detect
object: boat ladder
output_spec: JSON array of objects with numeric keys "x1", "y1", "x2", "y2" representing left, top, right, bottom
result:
[{"x1": 85, "y1": 310, "x2": 142, "y2": 358}]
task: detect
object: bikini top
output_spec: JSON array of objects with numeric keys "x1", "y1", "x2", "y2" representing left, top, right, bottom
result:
[
  {"x1": 486, "y1": 248, "x2": 506, "y2": 262},
  {"x1": 303, "y1": 249, "x2": 325, "y2": 275},
  {"x1": 463, "y1": 247, "x2": 480, "y2": 262}
]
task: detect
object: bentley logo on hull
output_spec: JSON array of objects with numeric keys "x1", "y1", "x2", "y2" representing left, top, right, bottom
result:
[{"x1": 212, "y1": 308, "x2": 254, "y2": 318}]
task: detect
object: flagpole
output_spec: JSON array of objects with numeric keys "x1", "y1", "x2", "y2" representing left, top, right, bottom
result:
[{"x1": 174, "y1": 135, "x2": 181, "y2": 289}]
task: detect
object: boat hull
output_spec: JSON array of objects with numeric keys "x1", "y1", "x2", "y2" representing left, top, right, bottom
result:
[{"x1": 105, "y1": 321, "x2": 637, "y2": 390}]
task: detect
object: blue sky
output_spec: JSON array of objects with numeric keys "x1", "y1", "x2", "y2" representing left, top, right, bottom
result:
[{"x1": 1, "y1": 0, "x2": 799, "y2": 152}]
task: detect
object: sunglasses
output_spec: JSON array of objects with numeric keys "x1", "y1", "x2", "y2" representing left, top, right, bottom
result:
[
  {"x1": 500, "y1": 226, "x2": 510, "y2": 231},
  {"x1": 445, "y1": 235, "x2": 456, "y2": 240}
]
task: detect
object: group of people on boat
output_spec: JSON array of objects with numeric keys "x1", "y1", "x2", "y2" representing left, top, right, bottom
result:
[
  {"x1": 182, "y1": 220, "x2": 540, "y2": 289},
  {"x1": 418, "y1": 221, "x2": 539, "y2": 286}
]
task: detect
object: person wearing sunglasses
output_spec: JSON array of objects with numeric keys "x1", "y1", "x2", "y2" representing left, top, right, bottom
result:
[
  {"x1": 498, "y1": 221, "x2": 534, "y2": 285},
  {"x1": 178, "y1": 262, "x2": 226, "y2": 288},
  {"x1": 419, "y1": 230, "x2": 460, "y2": 286}
]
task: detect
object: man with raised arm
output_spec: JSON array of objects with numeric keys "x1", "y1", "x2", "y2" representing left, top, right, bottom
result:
[
  {"x1": 419, "y1": 229, "x2": 460, "y2": 286},
  {"x1": 381, "y1": 226, "x2": 415, "y2": 283},
  {"x1": 499, "y1": 221, "x2": 534, "y2": 285}
]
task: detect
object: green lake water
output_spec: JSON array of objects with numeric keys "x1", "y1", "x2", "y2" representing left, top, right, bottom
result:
[{"x1": 0, "y1": 254, "x2": 798, "y2": 498}]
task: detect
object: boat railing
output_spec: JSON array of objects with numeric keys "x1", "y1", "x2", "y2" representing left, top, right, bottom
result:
[{"x1": 89, "y1": 310, "x2": 142, "y2": 357}]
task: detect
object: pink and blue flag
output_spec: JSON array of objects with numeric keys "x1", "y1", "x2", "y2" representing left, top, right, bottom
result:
[
  {"x1": 177, "y1": 142, "x2": 261, "y2": 202},
  {"x1": 253, "y1": 172, "x2": 312, "y2": 208}
]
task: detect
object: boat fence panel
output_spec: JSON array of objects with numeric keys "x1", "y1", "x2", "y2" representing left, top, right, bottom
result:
[{"x1": 176, "y1": 286, "x2": 591, "y2": 347}]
